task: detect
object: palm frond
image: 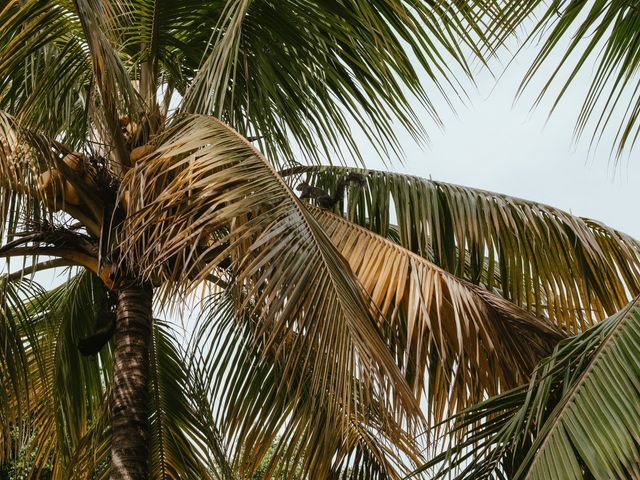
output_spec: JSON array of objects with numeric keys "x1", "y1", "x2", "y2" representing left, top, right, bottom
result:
[
  {"x1": 283, "y1": 165, "x2": 640, "y2": 334},
  {"x1": 418, "y1": 296, "x2": 640, "y2": 480},
  {"x1": 190, "y1": 292, "x2": 421, "y2": 480},
  {"x1": 148, "y1": 319, "x2": 215, "y2": 480},
  {"x1": 71, "y1": 0, "x2": 139, "y2": 164},
  {"x1": 118, "y1": 0, "x2": 208, "y2": 97},
  {"x1": 0, "y1": 0, "x2": 139, "y2": 157},
  {"x1": 0, "y1": 111, "x2": 56, "y2": 239},
  {"x1": 0, "y1": 0, "x2": 94, "y2": 146},
  {"x1": 312, "y1": 207, "x2": 562, "y2": 420},
  {"x1": 0, "y1": 276, "x2": 48, "y2": 462},
  {"x1": 0, "y1": 270, "x2": 112, "y2": 479},
  {"x1": 495, "y1": 1, "x2": 640, "y2": 157},
  {"x1": 181, "y1": 338, "x2": 236, "y2": 480},
  {"x1": 1, "y1": 271, "x2": 220, "y2": 479},
  {"x1": 118, "y1": 114, "x2": 422, "y2": 459},
  {"x1": 157, "y1": 155, "x2": 564, "y2": 477},
  {"x1": 180, "y1": 0, "x2": 501, "y2": 165}
]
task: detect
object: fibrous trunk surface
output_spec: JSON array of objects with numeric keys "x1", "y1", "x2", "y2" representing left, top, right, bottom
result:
[{"x1": 110, "y1": 283, "x2": 153, "y2": 480}]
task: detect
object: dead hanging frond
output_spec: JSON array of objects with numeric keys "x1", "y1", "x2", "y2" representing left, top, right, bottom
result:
[{"x1": 117, "y1": 114, "x2": 423, "y2": 454}]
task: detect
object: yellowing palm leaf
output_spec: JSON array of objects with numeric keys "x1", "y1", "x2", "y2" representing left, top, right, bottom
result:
[{"x1": 312, "y1": 207, "x2": 562, "y2": 418}]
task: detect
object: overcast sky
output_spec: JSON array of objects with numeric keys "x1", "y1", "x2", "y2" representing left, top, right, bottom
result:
[{"x1": 356, "y1": 31, "x2": 640, "y2": 240}]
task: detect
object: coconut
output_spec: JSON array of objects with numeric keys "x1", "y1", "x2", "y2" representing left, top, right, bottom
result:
[
  {"x1": 130, "y1": 144, "x2": 154, "y2": 163},
  {"x1": 36, "y1": 169, "x2": 63, "y2": 198}
]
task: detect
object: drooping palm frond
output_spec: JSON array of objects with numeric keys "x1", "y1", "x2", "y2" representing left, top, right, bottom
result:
[
  {"x1": 493, "y1": 1, "x2": 640, "y2": 157},
  {"x1": 0, "y1": 276, "x2": 48, "y2": 461},
  {"x1": 311, "y1": 207, "x2": 562, "y2": 419},
  {"x1": 180, "y1": 338, "x2": 236, "y2": 480},
  {"x1": 189, "y1": 292, "x2": 422, "y2": 480},
  {"x1": 0, "y1": 270, "x2": 112, "y2": 479},
  {"x1": 147, "y1": 319, "x2": 216, "y2": 480},
  {"x1": 416, "y1": 296, "x2": 640, "y2": 480},
  {"x1": 0, "y1": 270, "x2": 223, "y2": 479},
  {"x1": 283, "y1": 165, "x2": 640, "y2": 334},
  {"x1": 117, "y1": 114, "x2": 423, "y2": 460}
]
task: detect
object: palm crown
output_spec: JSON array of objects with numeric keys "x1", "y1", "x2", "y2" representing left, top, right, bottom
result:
[{"x1": 2, "y1": 0, "x2": 640, "y2": 479}]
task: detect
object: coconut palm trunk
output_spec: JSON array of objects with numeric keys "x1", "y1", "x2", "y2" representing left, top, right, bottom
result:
[{"x1": 110, "y1": 283, "x2": 153, "y2": 480}]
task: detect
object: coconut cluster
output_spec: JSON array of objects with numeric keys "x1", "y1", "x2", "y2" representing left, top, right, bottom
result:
[{"x1": 36, "y1": 115, "x2": 158, "y2": 209}]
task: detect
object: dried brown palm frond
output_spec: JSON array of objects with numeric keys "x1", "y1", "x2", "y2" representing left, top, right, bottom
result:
[
  {"x1": 311, "y1": 207, "x2": 563, "y2": 419},
  {"x1": 417, "y1": 296, "x2": 640, "y2": 480},
  {"x1": 117, "y1": 114, "x2": 423, "y2": 448},
  {"x1": 188, "y1": 235, "x2": 561, "y2": 479}
]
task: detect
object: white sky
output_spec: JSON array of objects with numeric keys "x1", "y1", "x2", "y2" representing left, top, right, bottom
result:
[{"x1": 355, "y1": 32, "x2": 640, "y2": 240}]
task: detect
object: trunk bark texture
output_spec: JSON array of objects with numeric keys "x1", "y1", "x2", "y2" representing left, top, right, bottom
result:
[{"x1": 110, "y1": 283, "x2": 153, "y2": 480}]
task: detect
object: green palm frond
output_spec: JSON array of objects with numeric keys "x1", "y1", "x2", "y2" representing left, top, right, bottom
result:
[
  {"x1": 417, "y1": 296, "x2": 640, "y2": 480},
  {"x1": 0, "y1": 0, "x2": 138, "y2": 154},
  {"x1": 0, "y1": 270, "x2": 223, "y2": 479},
  {"x1": 181, "y1": 343, "x2": 235, "y2": 480},
  {"x1": 0, "y1": 270, "x2": 111, "y2": 479},
  {"x1": 117, "y1": 114, "x2": 422, "y2": 460},
  {"x1": 179, "y1": 0, "x2": 501, "y2": 164},
  {"x1": 72, "y1": 0, "x2": 140, "y2": 163},
  {"x1": 283, "y1": 165, "x2": 640, "y2": 334},
  {"x1": 0, "y1": 276, "x2": 48, "y2": 460},
  {"x1": 118, "y1": 0, "x2": 209, "y2": 96},
  {"x1": 2, "y1": 0, "x2": 505, "y2": 167},
  {"x1": 495, "y1": 0, "x2": 640, "y2": 157},
  {"x1": 0, "y1": 0, "x2": 93, "y2": 144},
  {"x1": 148, "y1": 319, "x2": 215, "y2": 480}
]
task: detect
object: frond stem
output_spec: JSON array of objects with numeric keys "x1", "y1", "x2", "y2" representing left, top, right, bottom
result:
[{"x1": 6, "y1": 259, "x2": 72, "y2": 281}]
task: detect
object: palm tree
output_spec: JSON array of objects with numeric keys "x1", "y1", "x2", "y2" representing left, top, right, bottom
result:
[
  {"x1": 2, "y1": 1, "x2": 640, "y2": 479},
  {"x1": 411, "y1": 1, "x2": 640, "y2": 478},
  {"x1": 0, "y1": 2, "x2": 517, "y2": 478}
]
